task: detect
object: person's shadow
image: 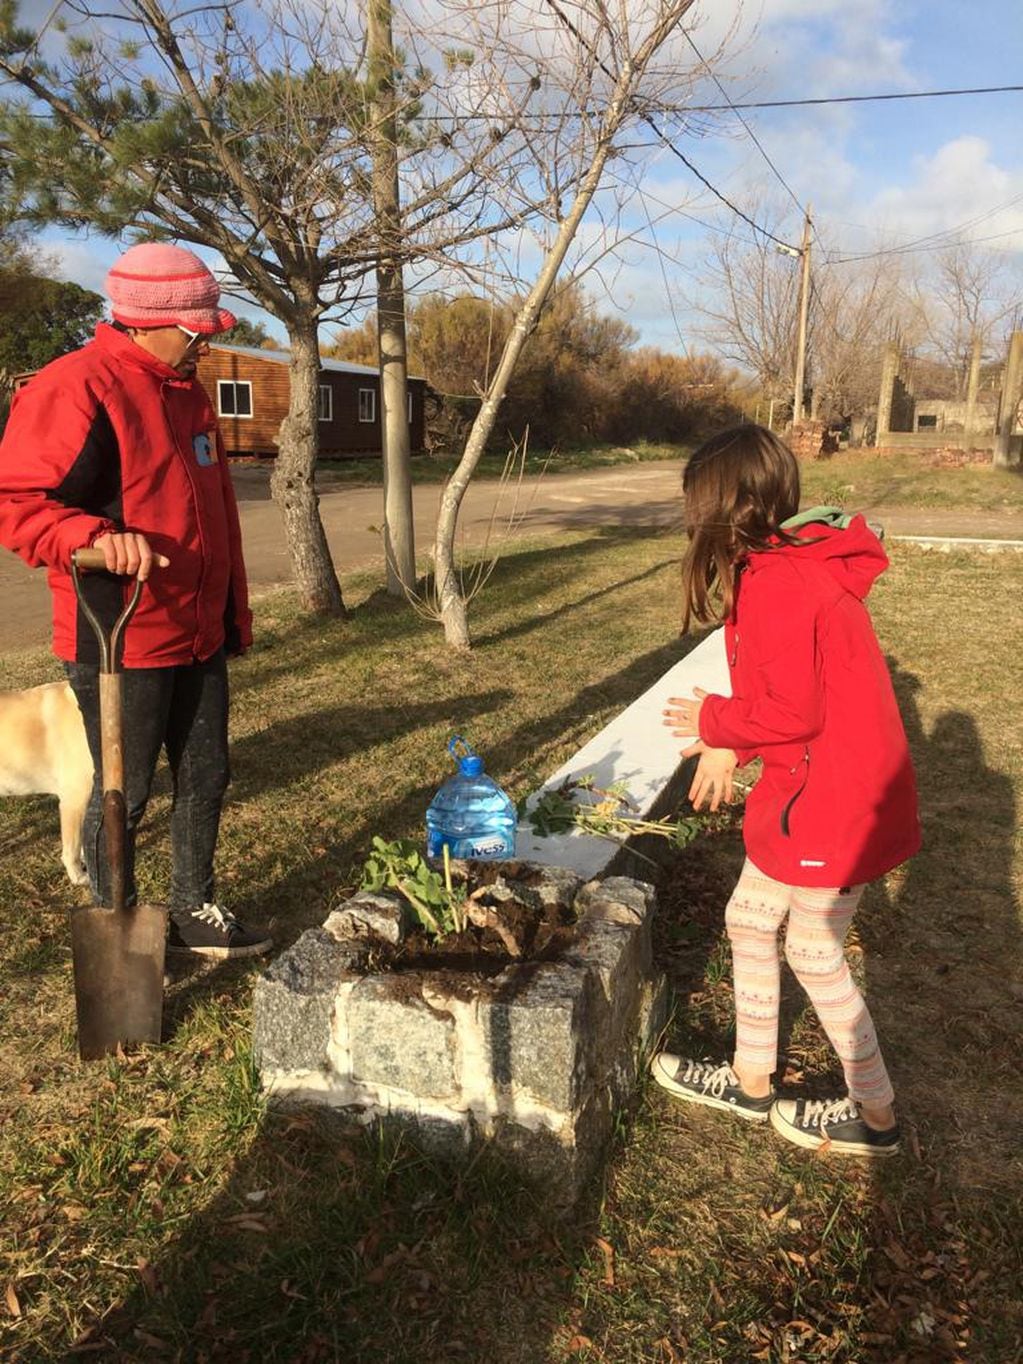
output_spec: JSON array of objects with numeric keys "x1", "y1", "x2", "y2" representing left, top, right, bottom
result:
[{"x1": 855, "y1": 663, "x2": 1023, "y2": 1354}]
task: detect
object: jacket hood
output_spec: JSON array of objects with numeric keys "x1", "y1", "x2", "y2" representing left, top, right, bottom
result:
[{"x1": 750, "y1": 505, "x2": 889, "y2": 600}]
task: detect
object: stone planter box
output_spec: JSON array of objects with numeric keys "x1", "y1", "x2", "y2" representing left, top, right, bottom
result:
[{"x1": 253, "y1": 867, "x2": 667, "y2": 1209}]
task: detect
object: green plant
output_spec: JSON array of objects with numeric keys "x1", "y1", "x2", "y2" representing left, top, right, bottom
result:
[
  {"x1": 526, "y1": 773, "x2": 707, "y2": 852},
  {"x1": 359, "y1": 836, "x2": 463, "y2": 935}
]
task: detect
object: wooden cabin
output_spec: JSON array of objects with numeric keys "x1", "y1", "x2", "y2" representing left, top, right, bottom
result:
[{"x1": 196, "y1": 345, "x2": 428, "y2": 460}]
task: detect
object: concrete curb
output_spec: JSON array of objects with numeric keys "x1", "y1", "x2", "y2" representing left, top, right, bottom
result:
[{"x1": 890, "y1": 535, "x2": 1023, "y2": 551}]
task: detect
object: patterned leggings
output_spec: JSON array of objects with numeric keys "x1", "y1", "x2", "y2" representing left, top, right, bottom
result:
[{"x1": 726, "y1": 859, "x2": 894, "y2": 1107}]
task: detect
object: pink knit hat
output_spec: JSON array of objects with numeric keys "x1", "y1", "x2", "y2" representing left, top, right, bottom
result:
[{"x1": 106, "y1": 242, "x2": 236, "y2": 335}]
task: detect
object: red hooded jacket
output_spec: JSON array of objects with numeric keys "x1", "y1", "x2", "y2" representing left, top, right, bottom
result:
[
  {"x1": 698, "y1": 511, "x2": 920, "y2": 888},
  {"x1": 0, "y1": 323, "x2": 251, "y2": 667}
]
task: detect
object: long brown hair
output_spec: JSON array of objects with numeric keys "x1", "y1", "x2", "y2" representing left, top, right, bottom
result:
[{"x1": 680, "y1": 424, "x2": 801, "y2": 631}]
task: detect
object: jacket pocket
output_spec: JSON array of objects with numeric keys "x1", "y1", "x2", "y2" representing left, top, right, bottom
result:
[{"x1": 780, "y1": 746, "x2": 811, "y2": 836}]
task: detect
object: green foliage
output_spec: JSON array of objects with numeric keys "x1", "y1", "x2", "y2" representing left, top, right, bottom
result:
[
  {"x1": 0, "y1": 249, "x2": 104, "y2": 428},
  {"x1": 222, "y1": 317, "x2": 274, "y2": 349},
  {"x1": 359, "y1": 835, "x2": 467, "y2": 936},
  {"x1": 330, "y1": 285, "x2": 746, "y2": 453},
  {"x1": 527, "y1": 774, "x2": 707, "y2": 852}
]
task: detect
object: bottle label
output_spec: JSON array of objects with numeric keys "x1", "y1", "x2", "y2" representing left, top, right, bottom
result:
[{"x1": 427, "y1": 830, "x2": 515, "y2": 860}]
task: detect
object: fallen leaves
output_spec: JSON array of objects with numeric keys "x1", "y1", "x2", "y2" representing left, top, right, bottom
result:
[{"x1": 5, "y1": 1280, "x2": 22, "y2": 1318}]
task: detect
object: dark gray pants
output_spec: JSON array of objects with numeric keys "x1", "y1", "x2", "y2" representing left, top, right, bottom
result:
[{"x1": 65, "y1": 651, "x2": 230, "y2": 913}]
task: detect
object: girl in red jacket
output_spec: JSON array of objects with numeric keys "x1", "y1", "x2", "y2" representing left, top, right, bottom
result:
[{"x1": 651, "y1": 424, "x2": 920, "y2": 1157}]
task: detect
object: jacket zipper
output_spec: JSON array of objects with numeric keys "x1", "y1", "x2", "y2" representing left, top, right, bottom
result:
[
  {"x1": 780, "y1": 747, "x2": 810, "y2": 836},
  {"x1": 163, "y1": 380, "x2": 209, "y2": 657},
  {"x1": 729, "y1": 632, "x2": 739, "y2": 667}
]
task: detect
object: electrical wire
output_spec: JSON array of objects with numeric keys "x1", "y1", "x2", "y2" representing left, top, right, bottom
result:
[
  {"x1": 687, "y1": 83, "x2": 1023, "y2": 112},
  {"x1": 540, "y1": 0, "x2": 800, "y2": 252},
  {"x1": 681, "y1": 29, "x2": 808, "y2": 226}
]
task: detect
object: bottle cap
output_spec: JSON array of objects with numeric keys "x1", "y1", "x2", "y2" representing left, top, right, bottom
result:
[{"x1": 459, "y1": 754, "x2": 484, "y2": 777}]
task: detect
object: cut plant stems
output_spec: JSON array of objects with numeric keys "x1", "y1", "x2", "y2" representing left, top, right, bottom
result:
[{"x1": 526, "y1": 774, "x2": 713, "y2": 855}]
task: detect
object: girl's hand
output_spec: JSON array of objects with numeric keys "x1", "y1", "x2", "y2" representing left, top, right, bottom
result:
[
  {"x1": 681, "y1": 740, "x2": 737, "y2": 813},
  {"x1": 663, "y1": 687, "x2": 709, "y2": 737}
]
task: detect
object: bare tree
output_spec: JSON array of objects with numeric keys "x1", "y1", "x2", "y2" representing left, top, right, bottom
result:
[
  {"x1": 910, "y1": 243, "x2": 1023, "y2": 399},
  {"x1": 424, "y1": 0, "x2": 705, "y2": 648},
  {"x1": 687, "y1": 205, "x2": 915, "y2": 424}
]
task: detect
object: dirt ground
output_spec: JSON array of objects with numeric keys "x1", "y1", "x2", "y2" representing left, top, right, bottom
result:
[{"x1": 2, "y1": 461, "x2": 1021, "y2": 654}]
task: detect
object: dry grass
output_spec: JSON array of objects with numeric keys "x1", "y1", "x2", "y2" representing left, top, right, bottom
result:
[{"x1": 0, "y1": 533, "x2": 1020, "y2": 1362}]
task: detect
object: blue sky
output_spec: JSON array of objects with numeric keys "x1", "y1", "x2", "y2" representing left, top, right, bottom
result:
[{"x1": 33, "y1": 0, "x2": 1023, "y2": 351}]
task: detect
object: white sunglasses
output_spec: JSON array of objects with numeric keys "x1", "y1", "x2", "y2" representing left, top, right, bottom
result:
[{"x1": 176, "y1": 324, "x2": 204, "y2": 345}]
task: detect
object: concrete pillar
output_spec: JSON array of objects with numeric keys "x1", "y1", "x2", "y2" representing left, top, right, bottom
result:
[
  {"x1": 875, "y1": 342, "x2": 900, "y2": 447},
  {"x1": 963, "y1": 332, "x2": 982, "y2": 447},
  {"x1": 994, "y1": 331, "x2": 1023, "y2": 468}
]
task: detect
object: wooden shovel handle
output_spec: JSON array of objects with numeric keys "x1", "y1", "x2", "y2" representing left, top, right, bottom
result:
[{"x1": 72, "y1": 547, "x2": 110, "y2": 572}]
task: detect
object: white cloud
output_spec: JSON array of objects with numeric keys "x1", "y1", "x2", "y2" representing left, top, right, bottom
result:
[{"x1": 866, "y1": 137, "x2": 1023, "y2": 248}]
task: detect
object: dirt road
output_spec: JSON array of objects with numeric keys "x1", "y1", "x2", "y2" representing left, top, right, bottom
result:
[{"x1": 3, "y1": 461, "x2": 1021, "y2": 653}]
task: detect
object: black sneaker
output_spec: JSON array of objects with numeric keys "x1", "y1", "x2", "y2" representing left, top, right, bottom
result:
[
  {"x1": 167, "y1": 903, "x2": 273, "y2": 959},
  {"x1": 650, "y1": 1053, "x2": 774, "y2": 1122},
  {"x1": 770, "y1": 1097, "x2": 900, "y2": 1157}
]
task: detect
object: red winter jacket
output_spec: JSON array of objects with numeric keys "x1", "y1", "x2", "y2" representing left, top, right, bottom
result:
[
  {"x1": 698, "y1": 512, "x2": 920, "y2": 888},
  {"x1": 0, "y1": 323, "x2": 251, "y2": 667}
]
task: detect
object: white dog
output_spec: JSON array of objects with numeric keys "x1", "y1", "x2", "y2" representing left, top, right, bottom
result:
[{"x1": 0, "y1": 680, "x2": 94, "y2": 886}]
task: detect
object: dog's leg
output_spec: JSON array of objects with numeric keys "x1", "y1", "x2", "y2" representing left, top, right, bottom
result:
[{"x1": 59, "y1": 792, "x2": 91, "y2": 887}]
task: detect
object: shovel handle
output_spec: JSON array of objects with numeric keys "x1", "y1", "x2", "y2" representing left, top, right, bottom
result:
[
  {"x1": 73, "y1": 547, "x2": 112, "y2": 572},
  {"x1": 70, "y1": 549, "x2": 145, "y2": 675},
  {"x1": 70, "y1": 549, "x2": 146, "y2": 916}
]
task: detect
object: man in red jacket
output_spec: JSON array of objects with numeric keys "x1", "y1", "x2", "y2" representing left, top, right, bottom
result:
[{"x1": 0, "y1": 242, "x2": 271, "y2": 959}]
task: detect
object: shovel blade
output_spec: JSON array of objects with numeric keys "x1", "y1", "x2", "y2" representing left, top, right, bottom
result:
[{"x1": 71, "y1": 903, "x2": 167, "y2": 1060}]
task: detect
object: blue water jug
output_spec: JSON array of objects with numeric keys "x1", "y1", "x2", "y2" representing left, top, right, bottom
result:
[{"x1": 426, "y1": 736, "x2": 517, "y2": 861}]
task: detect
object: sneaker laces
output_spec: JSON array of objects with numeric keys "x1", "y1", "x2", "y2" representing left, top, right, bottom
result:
[
  {"x1": 190, "y1": 902, "x2": 241, "y2": 934},
  {"x1": 800, "y1": 1097, "x2": 860, "y2": 1131},
  {"x1": 680, "y1": 1058, "x2": 738, "y2": 1098}
]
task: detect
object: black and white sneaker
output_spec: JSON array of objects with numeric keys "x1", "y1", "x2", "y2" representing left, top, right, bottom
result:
[
  {"x1": 770, "y1": 1097, "x2": 900, "y2": 1157},
  {"x1": 650, "y1": 1053, "x2": 774, "y2": 1122},
  {"x1": 167, "y1": 903, "x2": 273, "y2": 959}
]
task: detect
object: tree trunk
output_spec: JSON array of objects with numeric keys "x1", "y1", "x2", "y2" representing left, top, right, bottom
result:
[
  {"x1": 271, "y1": 318, "x2": 347, "y2": 614},
  {"x1": 368, "y1": 0, "x2": 415, "y2": 596},
  {"x1": 432, "y1": 110, "x2": 633, "y2": 648}
]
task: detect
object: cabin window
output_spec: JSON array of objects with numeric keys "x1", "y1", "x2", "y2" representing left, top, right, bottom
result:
[
  {"x1": 358, "y1": 387, "x2": 376, "y2": 423},
  {"x1": 318, "y1": 385, "x2": 333, "y2": 422},
  {"x1": 217, "y1": 380, "x2": 252, "y2": 418},
  {"x1": 917, "y1": 414, "x2": 938, "y2": 430}
]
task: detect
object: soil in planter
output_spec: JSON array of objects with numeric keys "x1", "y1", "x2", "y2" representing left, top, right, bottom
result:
[{"x1": 385, "y1": 865, "x2": 580, "y2": 982}]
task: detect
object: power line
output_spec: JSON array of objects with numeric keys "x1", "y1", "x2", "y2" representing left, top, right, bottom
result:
[
  {"x1": 422, "y1": 83, "x2": 1023, "y2": 123},
  {"x1": 686, "y1": 83, "x2": 1023, "y2": 112},
  {"x1": 540, "y1": 0, "x2": 800, "y2": 252},
  {"x1": 681, "y1": 30, "x2": 807, "y2": 224},
  {"x1": 827, "y1": 225, "x2": 1023, "y2": 264}
]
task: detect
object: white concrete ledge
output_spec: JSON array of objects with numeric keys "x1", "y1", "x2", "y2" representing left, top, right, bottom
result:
[{"x1": 514, "y1": 629, "x2": 731, "y2": 878}]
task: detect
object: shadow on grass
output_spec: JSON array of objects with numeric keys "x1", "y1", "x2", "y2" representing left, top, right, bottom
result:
[
  {"x1": 854, "y1": 661, "x2": 1023, "y2": 1356},
  {"x1": 227, "y1": 693, "x2": 513, "y2": 803},
  {"x1": 83, "y1": 1106, "x2": 594, "y2": 1362},
  {"x1": 230, "y1": 526, "x2": 680, "y2": 697}
]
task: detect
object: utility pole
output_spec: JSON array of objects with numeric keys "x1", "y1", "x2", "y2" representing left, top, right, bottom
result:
[{"x1": 792, "y1": 205, "x2": 812, "y2": 425}]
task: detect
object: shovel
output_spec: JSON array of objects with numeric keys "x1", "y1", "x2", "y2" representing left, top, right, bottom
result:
[{"x1": 69, "y1": 547, "x2": 167, "y2": 1060}]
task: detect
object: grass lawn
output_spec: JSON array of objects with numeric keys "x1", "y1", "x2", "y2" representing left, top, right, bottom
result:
[{"x1": 1, "y1": 531, "x2": 1021, "y2": 1361}]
